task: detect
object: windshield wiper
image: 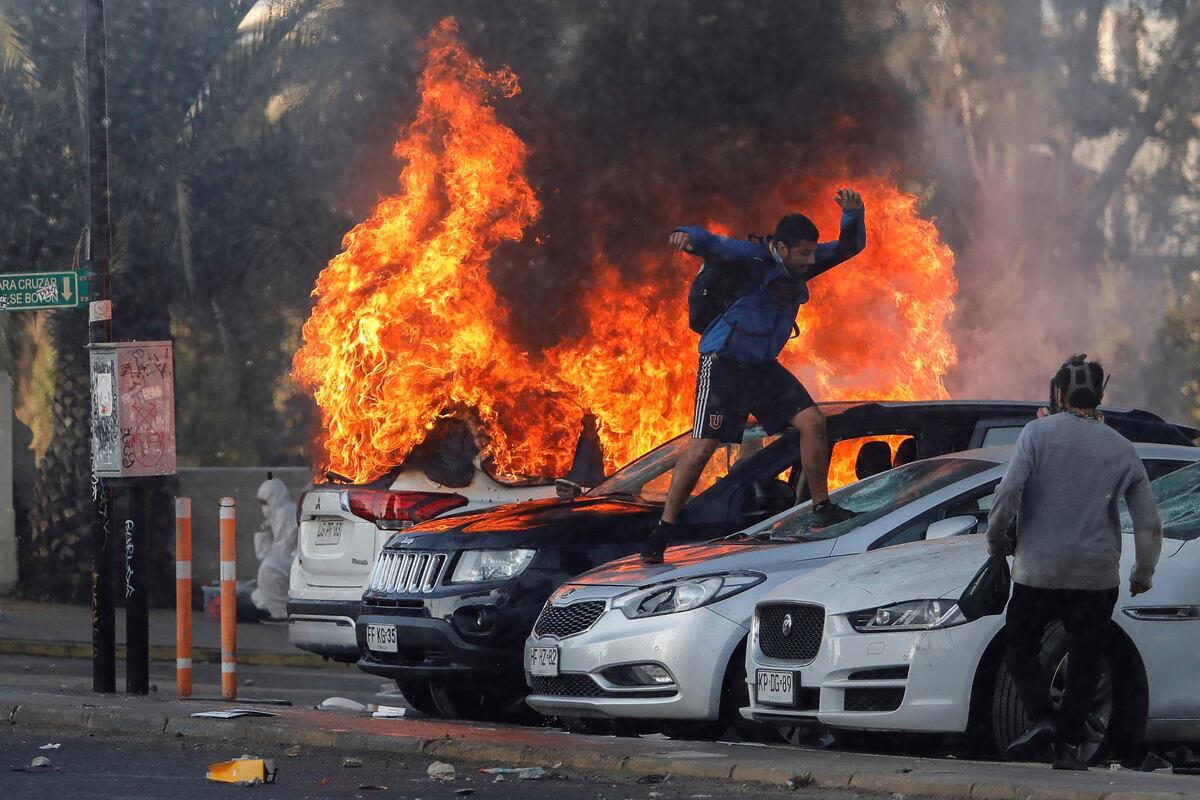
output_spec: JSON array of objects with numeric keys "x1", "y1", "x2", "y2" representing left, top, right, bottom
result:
[
  {"x1": 721, "y1": 529, "x2": 775, "y2": 542},
  {"x1": 593, "y1": 490, "x2": 640, "y2": 501}
]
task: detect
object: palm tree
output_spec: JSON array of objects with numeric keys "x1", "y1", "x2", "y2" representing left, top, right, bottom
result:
[{"x1": 3, "y1": 0, "x2": 327, "y2": 602}]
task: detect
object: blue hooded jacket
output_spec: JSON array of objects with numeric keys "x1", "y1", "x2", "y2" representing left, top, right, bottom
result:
[{"x1": 677, "y1": 207, "x2": 866, "y2": 363}]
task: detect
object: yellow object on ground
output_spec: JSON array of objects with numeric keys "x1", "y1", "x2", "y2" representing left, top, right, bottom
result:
[{"x1": 206, "y1": 757, "x2": 277, "y2": 785}]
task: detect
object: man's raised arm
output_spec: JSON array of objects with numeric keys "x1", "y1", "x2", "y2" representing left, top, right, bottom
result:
[
  {"x1": 809, "y1": 188, "x2": 867, "y2": 279},
  {"x1": 671, "y1": 227, "x2": 763, "y2": 264}
]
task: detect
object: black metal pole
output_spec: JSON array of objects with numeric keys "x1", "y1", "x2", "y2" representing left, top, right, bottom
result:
[
  {"x1": 85, "y1": 0, "x2": 115, "y2": 694},
  {"x1": 124, "y1": 483, "x2": 149, "y2": 695}
]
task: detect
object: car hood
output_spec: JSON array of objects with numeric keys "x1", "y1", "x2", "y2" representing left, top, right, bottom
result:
[
  {"x1": 380, "y1": 495, "x2": 660, "y2": 550},
  {"x1": 765, "y1": 536, "x2": 989, "y2": 614},
  {"x1": 571, "y1": 537, "x2": 839, "y2": 587}
]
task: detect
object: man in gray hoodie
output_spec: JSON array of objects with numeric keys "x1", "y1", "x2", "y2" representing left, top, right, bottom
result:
[{"x1": 986, "y1": 355, "x2": 1162, "y2": 771}]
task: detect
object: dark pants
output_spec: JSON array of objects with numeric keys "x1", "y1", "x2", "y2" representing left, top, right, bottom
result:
[{"x1": 1003, "y1": 582, "x2": 1119, "y2": 746}]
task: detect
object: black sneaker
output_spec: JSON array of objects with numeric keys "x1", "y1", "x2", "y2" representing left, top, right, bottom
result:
[
  {"x1": 1052, "y1": 742, "x2": 1088, "y2": 771},
  {"x1": 640, "y1": 522, "x2": 674, "y2": 564},
  {"x1": 1006, "y1": 715, "x2": 1056, "y2": 761},
  {"x1": 812, "y1": 501, "x2": 858, "y2": 527}
]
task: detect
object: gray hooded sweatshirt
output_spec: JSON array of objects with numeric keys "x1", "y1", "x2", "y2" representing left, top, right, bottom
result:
[{"x1": 986, "y1": 412, "x2": 1162, "y2": 591}]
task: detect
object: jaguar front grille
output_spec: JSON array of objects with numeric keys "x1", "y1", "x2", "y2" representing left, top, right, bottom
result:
[{"x1": 757, "y1": 602, "x2": 824, "y2": 662}]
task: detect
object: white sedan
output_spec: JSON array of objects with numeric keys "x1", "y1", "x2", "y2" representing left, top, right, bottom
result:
[{"x1": 743, "y1": 460, "x2": 1200, "y2": 762}]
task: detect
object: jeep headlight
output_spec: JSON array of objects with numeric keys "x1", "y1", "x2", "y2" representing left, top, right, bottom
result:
[
  {"x1": 451, "y1": 549, "x2": 536, "y2": 583},
  {"x1": 614, "y1": 572, "x2": 765, "y2": 619},
  {"x1": 850, "y1": 599, "x2": 966, "y2": 632}
]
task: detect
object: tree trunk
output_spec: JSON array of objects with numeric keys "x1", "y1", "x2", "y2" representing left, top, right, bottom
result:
[{"x1": 25, "y1": 309, "x2": 95, "y2": 602}]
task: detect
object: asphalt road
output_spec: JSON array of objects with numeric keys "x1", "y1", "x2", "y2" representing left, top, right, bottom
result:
[{"x1": 0, "y1": 731, "x2": 818, "y2": 800}]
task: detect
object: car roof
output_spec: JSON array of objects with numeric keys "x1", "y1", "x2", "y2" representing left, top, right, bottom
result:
[
  {"x1": 820, "y1": 399, "x2": 1197, "y2": 435},
  {"x1": 929, "y1": 441, "x2": 1200, "y2": 463}
]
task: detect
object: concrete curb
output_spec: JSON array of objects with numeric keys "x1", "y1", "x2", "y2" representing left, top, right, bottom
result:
[
  {"x1": 7, "y1": 703, "x2": 1193, "y2": 800},
  {"x1": 0, "y1": 638, "x2": 336, "y2": 669}
]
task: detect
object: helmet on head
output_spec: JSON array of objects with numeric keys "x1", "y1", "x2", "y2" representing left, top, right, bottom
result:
[{"x1": 1049, "y1": 354, "x2": 1108, "y2": 413}]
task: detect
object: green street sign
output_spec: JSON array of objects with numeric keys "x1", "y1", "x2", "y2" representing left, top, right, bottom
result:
[{"x1": 0, "y1": 270, "x2": 89, "y2": 311}]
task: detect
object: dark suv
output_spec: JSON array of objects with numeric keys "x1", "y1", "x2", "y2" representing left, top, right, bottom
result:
[{"x1": 355, "y1": 400, "x2": 1196, "y2": 720}]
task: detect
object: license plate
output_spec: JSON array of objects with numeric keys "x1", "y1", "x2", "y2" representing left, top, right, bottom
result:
[
  {"x1": 366, "y1": 624, "x2": 398, "y2": 653},
  {"x1": 528, "y1": 646, "x2": 559, "y2": 677},
  {"x1": 315, "y1": 519, "x2": 343, "y2": 546},
  {"x1": 757, "y1": 669, "x2": 795, "y2": 705}
]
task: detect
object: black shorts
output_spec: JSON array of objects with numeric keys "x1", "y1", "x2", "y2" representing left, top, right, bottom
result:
[{"x1": 692, "y1": 353, "x2": 816, "y2": 443}]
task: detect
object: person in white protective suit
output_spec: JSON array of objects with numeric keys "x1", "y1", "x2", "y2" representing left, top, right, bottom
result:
[{"x1": 251, "y1": 473, "x2": 298, "y2": 624}]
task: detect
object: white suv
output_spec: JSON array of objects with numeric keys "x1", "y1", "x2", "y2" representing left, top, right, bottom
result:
[{"x1": 289, "y1": 426, "x2": 601, "y2": 662}]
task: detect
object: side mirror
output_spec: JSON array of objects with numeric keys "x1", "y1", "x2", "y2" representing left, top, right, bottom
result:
[
  {"x1": 926, "y1": 515, "x2": 978, "y2": 541},
  {"x1": 556, "y1": 479, "x2": 586, "y2": 500}
]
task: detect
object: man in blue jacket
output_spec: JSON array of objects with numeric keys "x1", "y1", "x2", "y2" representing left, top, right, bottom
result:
[{"x1": 641, "y1": 188, "x2": 867, "y2": 563}]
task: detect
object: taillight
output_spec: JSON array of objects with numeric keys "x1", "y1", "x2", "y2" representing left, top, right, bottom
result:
[{"x1": 346, "y1": 490, "x2": 468, "y2": 530}]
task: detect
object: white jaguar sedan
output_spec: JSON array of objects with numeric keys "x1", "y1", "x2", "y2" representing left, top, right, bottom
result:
[{"x1": 743, "y1": 460, "x2": 1200, "y2": 762}]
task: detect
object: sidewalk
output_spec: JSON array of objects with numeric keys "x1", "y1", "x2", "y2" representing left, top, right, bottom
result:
[
  {"x1": 5, "y1": 686, "x2": 1200, "y2": 800},
  {"x1": 0, "y1": 599, "x2": 330, "y2": 668}
]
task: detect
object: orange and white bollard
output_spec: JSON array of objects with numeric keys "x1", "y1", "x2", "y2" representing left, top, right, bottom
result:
[
  {"x1": 175, "y1": 497, "x2": 192, "y2": 698},
  {"x1": 219, "y1": 496, "x2": 237, "y2": 700}
]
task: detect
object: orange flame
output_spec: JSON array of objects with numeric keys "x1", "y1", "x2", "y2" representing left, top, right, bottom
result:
[
  {"x1": 294, "y1": 19, "x2": 959, "y2": 486},
  {"x1": 293, "y1": 19, "x2": 580, "y2": 482}
]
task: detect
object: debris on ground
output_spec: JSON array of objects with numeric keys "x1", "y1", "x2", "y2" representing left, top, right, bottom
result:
[
  {"x1": 1141, "y1": 753, "x2": 1174, "y2": 773},
  {"x1": 30, "y1": 756, "x2": 52, "y2": 768},
  {"x1": 787, "y1": 771, "x2": 813, "y2": 789},
  {"x1": 428, "y1": 761, "x2": 457, "y2": 781},
  {"x1": 371, "y1": 705, "x2": 407, "y2": 718},
  {"x1": 318, "y1": 696, "x2": 366, "y2": 713},
  {"x1": 38, "y1": 744, "x2": 61, "y2": 750},
  {"x1": 191, "y1": 709, "x2": 278, "y2": 719},
  {"x1": 206, "y1": 756, "x2": 277, "y2": 786},
  {"x1": 479, "y1": 766, "x2": 548, "y2": 780},
  {"x1": 636, "y1": 773, "x2": 670, "y2": 785},
  {"x1": 284, "y1": 746, "x2": 301, "y2": 758},
  {"x1": 357, "y1": 785, "x2": 388, "y2": 791},
  {"x1": 455, "y1": 790, "x2": 476, "y2": 797},
  {"x1": 342, "y1": 757, "x2": 363, "y2": 768}
]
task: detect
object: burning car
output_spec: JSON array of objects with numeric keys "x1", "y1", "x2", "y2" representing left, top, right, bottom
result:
[
  {"x1": 522, "y1": 443, "x2": 1198, "y2": 738},
  {"x1": 742, "y1": 459, "x2": 1200, "y2": 763},
  {"x1": 353, "y1": 400, "x2": 1195, "y2": 720}
]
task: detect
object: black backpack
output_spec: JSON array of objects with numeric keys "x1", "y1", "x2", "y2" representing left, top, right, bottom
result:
[{"x1": 686, "y1": 234, "x2": 762, "y2": 334}]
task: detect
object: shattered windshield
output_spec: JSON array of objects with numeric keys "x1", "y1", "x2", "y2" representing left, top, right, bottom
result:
[
  {"x1": 588, "y1": 426, "x2": 777, "y2": 503},
  {"x1": 1122, "y1": 461, "x2": 1200, "y2": 541},
  {"x1": 751, "y1": 458, "x2": 996, "y2": 542}
]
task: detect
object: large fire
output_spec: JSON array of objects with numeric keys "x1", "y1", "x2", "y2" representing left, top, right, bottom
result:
[{"x1": 294, "y1": 19, "x2": 959, "y2": 487}]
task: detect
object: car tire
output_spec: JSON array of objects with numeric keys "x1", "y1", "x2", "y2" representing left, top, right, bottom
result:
[
  {"x1": 395, "y1": 680, "x2": 440, "y2": 717},
  {"x1": 429, "y1": 685, "x2": 532, "y2": 723},
  {"x1": 990, "y1": 621, "x2": 1116, "y2": 764},
  {"x1": 719, "y1": 639, "x2": 786, "y2": 744}
]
